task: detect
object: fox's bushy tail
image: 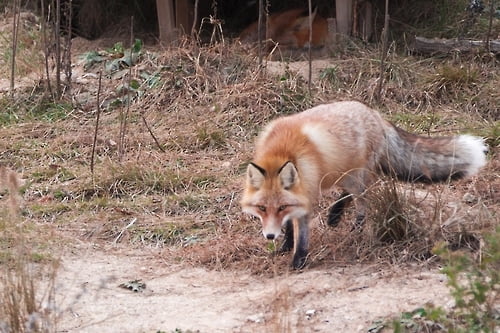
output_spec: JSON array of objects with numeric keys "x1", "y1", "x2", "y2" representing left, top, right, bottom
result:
[{"x1": 380, "y1": 125, "x2": 487, "y2": 183}]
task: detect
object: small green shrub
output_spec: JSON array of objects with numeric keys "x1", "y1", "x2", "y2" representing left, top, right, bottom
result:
[
  {"x1": 434, "y1": 226, "x2": 500, "y2": 332},
  {"x1": 376, "y1": 227, "x2": 500, "y2": 332}
]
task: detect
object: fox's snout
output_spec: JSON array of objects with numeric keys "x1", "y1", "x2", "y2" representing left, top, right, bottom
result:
[
  {"x1": 265, "y1": 233, "x2": 276, "y2": 240},
  {"x1": 262, "y1": 223, "x2": 282, "y2": 240}
]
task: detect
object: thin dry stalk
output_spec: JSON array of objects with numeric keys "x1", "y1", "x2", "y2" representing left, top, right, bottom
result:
[
  {"x1": 191, "y1": 0, "x2": 199, "y2": 39},
  {"x1": 207, "y1": 2, "x2": 225, "y2": 47},
  {"x1": 375, "y1": 0, "x2": 390, "y2": 102},
  {"x1": 10, "y1": 0, "x2": 21, "y2": 98},
  {"x1": 485, "y1": 0, "x2": 495, "y2": 52},
  {"x1": 257, "y1": 0, "x2": 263, "y2": 66},
  {"x1": 1, "y1": 258, "x2": 59, "y2": 333},
  {"x1": 3, "y1": 269, "x2": 36, "y2": 332},
  {"x1": 141, "y1": 114, "x2": 165, "y2": 153},
  {"x1": 307, "y1": 0, "x2": 312, "y2": 95},
  {"x1": 1, "y1": 171, "x2": 58, "y2": 332},
  {"x1": 268, "y1": 285, "x2": 293, "y2": 332},
  {"x1": 55, "y1": 0, "x2": 61, "y2": 98},
  {"x1": 118, "y1": 16, "x2": 135, "y2": 161},
  {"x1": 41, "y1": 0, "x2": 54, "y2": 98},
  {"x1": 64, "y1": 0, "x2": 73, "y2": 95},
  {"x1": 91, "y1": 70, "x2": 103, "y2": 177}
]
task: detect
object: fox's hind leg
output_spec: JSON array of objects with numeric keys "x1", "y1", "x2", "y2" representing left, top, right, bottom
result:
[
  {"x1": 327, "y1": 192, "x2": 352, "y2": 227},
  {"x1": 339, "y1": 169, "x2": 372, "y2": 229},
  {"x1": 279, "y1": 219, "x2": 294, "y2": 253}
]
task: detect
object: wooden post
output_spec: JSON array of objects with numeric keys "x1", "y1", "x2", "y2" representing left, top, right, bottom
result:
[
  {"x1": 336, "y1": 0, "x2": 353, "y2": 36},
  {"x1": 156, "y1": 0, "x2": 176, "y2": 43},
  {"x1": 176, "y1": 0, "x2": 193, "y2": 34},
  {"x1": 361, "y1": 1, "x2": 373, "y2": 41}
]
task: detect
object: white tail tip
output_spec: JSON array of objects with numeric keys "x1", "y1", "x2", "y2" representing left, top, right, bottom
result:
[{"x1": 457, "y1": 135, "x2": 487, "y2": 176}]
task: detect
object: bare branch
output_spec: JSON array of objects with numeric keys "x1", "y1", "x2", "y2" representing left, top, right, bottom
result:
[
  {"x1": 10, "y1": 0, "x2": 21, "y2": 98},
  {"x1": 307, "y1": 0, "x2": 313, "y2": 95},
  {"x1": 41, "y1": 0, "x2": 54, "y2": 98},
  {"x1": 375, "y1": 0, "x2": 389, "y2": 102},
  {"x1": 91, "y1": 71, "x2": 103, "y2": 177}
]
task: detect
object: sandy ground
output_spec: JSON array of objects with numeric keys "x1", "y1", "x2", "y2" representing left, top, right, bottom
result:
[{"x1": 54, "y1": 246, "x2": 452, "y2": 333}]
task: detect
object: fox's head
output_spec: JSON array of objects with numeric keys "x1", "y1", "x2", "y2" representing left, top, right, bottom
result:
[{"x1": 241, "y1": 161, "x2": 309, "y2": 240}]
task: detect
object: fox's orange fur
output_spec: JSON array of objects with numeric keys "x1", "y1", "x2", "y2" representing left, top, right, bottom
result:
[
  {"x1": 241, "y1": 101, "x2": 487, "y2": 269},
  {"x1": 239, "y1": 8, "x2": 328, "y2": 49}
]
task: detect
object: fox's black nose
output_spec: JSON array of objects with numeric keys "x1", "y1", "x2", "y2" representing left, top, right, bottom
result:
[{"x1": 266, "y1": 233, "x2": 275, "y2": 240}]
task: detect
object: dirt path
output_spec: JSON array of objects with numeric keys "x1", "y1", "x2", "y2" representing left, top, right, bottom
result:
[{"x1": 54, "y1": 247, "x2": 452, "y2": 332}]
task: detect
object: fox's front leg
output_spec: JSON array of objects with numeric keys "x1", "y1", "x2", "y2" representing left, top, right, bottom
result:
[
  {"x1": 279, "y1": 219, "x2": 294, "y2": 253},
  {"x1": 292, "y1": 216, "x2": 309, "y2": 269}
]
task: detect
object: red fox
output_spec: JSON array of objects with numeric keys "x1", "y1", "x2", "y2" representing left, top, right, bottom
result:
[
  {"x1": 239, "y1": 8, "x2": 328, "y2": 49},
  {"x1": 241, "y1": 101, "x2": 487, "y2": 269}
]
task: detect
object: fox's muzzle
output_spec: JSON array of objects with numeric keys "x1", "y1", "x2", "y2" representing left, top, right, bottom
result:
[{"x1": 262, "y1": 224, "x2": 282, "y2": 240}]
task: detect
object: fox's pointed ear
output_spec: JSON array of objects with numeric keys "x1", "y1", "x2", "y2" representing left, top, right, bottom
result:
[
  {"x1": 247, "y1": 163, "x2": 266, "y2": 189},
  {"x1": 292, "y1": 8, "x2": 317, "y2": 30},
  {"x1": 279, "y1": 161, "x2": 299, "y2": 190}
]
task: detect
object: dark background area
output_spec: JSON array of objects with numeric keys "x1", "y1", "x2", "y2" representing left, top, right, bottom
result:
[{"x1": 11, "y1": 0, "x2": 494, "y2": 43}]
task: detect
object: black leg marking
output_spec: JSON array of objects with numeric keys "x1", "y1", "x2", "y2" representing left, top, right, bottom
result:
[
  {"x1": 327, "y1": 192, "x2": 352, "y2": 227},
  {"x1": 291, "y1": 217, "x2": 309, "y2": 270},
  {"x1": 292, "y1": 247, "x2": 308, "y2": 270},
  {"x1": 279, "y1": 219, "x2": 294, "y2": 253}
]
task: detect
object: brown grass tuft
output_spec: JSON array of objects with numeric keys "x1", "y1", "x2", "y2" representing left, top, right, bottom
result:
[
  {"x1": 0, "y1": 167, "x2": 59, "y2": 332},
  {"x1": 0, "y1": 166, "x2": 22, "y2": 216}
]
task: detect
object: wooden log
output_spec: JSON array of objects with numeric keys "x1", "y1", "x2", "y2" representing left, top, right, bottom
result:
[{"x1": 413, "y1": 36, "x2": 500, "y2": 54}]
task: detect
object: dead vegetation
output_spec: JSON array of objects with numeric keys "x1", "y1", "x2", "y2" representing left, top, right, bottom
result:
[
  {"x1": 0, "y1": 1, "x2": 497, "y2": 331},
  {"x1": 0, "y1": 166, "x2": 59, "y2": 333},
  {"x1": 0, "y1": 0, "x2": 498, "y2": 289}
]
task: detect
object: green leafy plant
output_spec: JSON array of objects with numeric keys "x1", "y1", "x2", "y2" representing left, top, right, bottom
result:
[
  {"x1": 319, "y1": 66, "x2": 338, "y2": 84},
  {"x1": 105, "y1": 39, "x2": 143, "y2": 72},
  {"x1": 434, "y1": 226, "x2": 500, "y2": 332},
  {"x1": 375, "y1": 227, "x2": 500, "y2": 332},
  {"x1": 79, "y1": 39, "x2": 143, "y2": 72}
]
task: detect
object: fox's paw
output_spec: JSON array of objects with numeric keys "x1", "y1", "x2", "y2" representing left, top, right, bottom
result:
[
  {"x1": 291, "y1": 251, "x2": 308, "y2": 270},
  {"x1": 279, "y1": 238, "x2": 294, "y2": 253}
]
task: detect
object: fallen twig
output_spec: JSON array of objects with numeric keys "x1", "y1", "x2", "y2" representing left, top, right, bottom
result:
[
  {"x1": 114, "y1": 217, "x2": 138, "y2": 244},
  {"x1": 141, "y1": 114, "x2": 165, "y2": 153}
]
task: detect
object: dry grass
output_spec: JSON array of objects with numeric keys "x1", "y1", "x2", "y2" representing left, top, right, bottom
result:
[
  {"x1": 0, "y1": 6, "x2": 496, "y2": 333},
  {"x1": 0, "y1": 7, "x2": 497, "y2": 283},
  {"x1": 0, "y1": 12, "x2": 44, "y2": 79},
  {"x1": 0, "y1": 167, "x2": 59, "y2": 332}
]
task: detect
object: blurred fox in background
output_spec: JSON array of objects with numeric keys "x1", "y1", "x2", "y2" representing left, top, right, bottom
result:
[{"x1": 239, "y1": 8, "x2": 328, "y2": 49}]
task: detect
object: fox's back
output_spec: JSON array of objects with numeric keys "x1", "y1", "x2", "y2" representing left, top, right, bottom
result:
[
  {"x1": 253, "y1": 101, "x2": 387, "y2": 191},
  {"x1": 255, "y1": 102, "x2": 386, "y2": 164}
]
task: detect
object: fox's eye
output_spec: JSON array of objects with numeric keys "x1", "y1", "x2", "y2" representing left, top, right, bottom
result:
[
  {"x1": 257, "y1": 205, "x2": 266, "y2": 212},
  {"x1": 278, "y1": 205, "x2": 287, "y2": 212}
]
